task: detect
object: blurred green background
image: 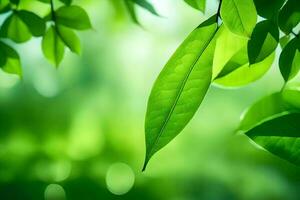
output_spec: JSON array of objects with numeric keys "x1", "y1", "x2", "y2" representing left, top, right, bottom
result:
[{"x1": 0, "y1": 0, "x2": 300, "y2": 199}]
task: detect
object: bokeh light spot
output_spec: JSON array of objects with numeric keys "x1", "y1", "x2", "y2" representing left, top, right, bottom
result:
[
  {"x1": 44, "y1": 184, "x2": 66, "y2": 200},
  {"x1": 106, "y1": 162, "x2": 135, "y2": 195}
]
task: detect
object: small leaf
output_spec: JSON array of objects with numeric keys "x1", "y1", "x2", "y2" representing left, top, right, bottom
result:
[
  {"x1": 279, "y1": 38, "x2": 300, "y2": 81},
  {"x1": 0, "y1": 0, "x2": 11, "y2": 14},
  {"x1": 0, "y1": 41, "x2": 22, "y2": 76},
  {"x1": 57, "y1": 25, "x2": 81, "y2": 54},
  {"x1": 214, "y1": 51, "x2": 274, "y2": 87},
  {"x1": 143, "y1": 15, "x2": 218, "y2": 170},
  {"x1": 279, "y1": 35, "x2": 290, "y2": 49},
  {"x1": 212, "y1": 25, "x2": 248, "y2": 79},
  {"x1": 278, "y1": 0, "x2": 300, "y2": 34},
  {"x1": 0, "y1": 13, "x2": 32, "y2": 43},
  {"x1": 59, "y1": 0, "x2": 72, "y2": 5},
  {"x1": 42, "y1": 26, "x2": 65, "y2": 67},
  {"x1": 17, "y1": 10, "x2": 46, "y2": 37},
  {"x1": 240, "y1": 92, "x2": 300, "y2": 166},
  {"x1": 215, "y1": 46, "x2": 248, "y2": 79},
  {"x1": 247, "y1": 20, "x2": 279, "y2": 64},
  {"x1": 184, "y1": 0, "x2": 206, "y2": 12},
  {"x1": 132, "y1": 0, "x2": 159, "y2": 16},
  {"x1": 253, "y1": 0, "x2": 285, "y2": 19},
  {"x1": 124, "y1": 0, "x2": 139, "y2": 24},
  {"x1": 221, "y1": 0, "x2": 257, "y2": 37},
  {"x1": 55, "y1": 5, "x2": 92, "y2": 30}
]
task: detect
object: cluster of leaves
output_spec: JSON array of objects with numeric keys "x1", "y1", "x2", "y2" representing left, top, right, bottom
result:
[
  {"x1": 143, "y1": 0, "x2": 300, "y2": 170},
  {"x1": 0, "y1": 0, "x2": 91, "y2": 77}
]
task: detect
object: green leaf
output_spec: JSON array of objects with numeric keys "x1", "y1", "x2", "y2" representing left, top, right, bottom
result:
[
  {"x1": 214, "y1": 52, "x2": 274, "y2": 87},
  {"x1": 42, "y1": 26, "x2": 65, "y2": 67},
  {"x1": 124, "y1": 0, "x2": 139, "y2": 24},
  {"x1": 0, "y1": 42, "x2": 22, "y2": 76},
  {"x1": 0, "y1": 13, "x2": 32, "y2": 43},
  {"x1": 184, "y1": 0, "x2": 206, "y2": 12},
  {"x1": 278, "y1": 0, "x2": 300, "y2": 34},
  {"x1": 37, "y1": 0, "x2": 50, "y2": 3},
  {"x1": 9, "y1": 0, "x2": 19, "y2": 5},
  {"x1": 57, "y1": 25, "x2": 81, "y2": 55},
  {"x1": 55, "y1": 5, "x2": 92, "y2": 30},
  {"x1": 0, "y1": 0, "x2": 11, "y2": 14},
  {"x1": 239, "y1": 93, "x2": 293, "y2": 131},
  {"x1": 253, "y1": 0, "x2": 285, "y2": 19},
  {"x1": 215, "y1": 46, "x2": 248, "y2": 79},
  {"x1": 212, "y1": 25, "x2": 248, "y2": 79},
  {"x1": 247, "y1": 20, "x2": 279, "y2": 64},
  {"x1": 132, "y1": 0, "x2": 159, "y2": 16},
  {"x1": 17, "y1": 10, "x2": 46, "y2": 37},
  {"x1": 279, "y1": 35, "x2": 290, "y2": 49},
  {"x1": 143, "y1": 16, "x2": 218, "y2": 170},
  {"x1": 282, "y1": 82, "x2": 300, "y2": 109},
  {"x1": 221, "y1": 0, "x2": 257, "y2": 37},
  {"x1": 279, "y1": 38, "x2": 300, "y2": 81},
  {"x1": 245, "y1": 113, "x2": 300, "y2": 166},
  {"x1": 240, "y1": 92, "x2": 300, "y2": 166},
  {"x1": 59, "y1": 0, "x2": 72, "y2": 5}
]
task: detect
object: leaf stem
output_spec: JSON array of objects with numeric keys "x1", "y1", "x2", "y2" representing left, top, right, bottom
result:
[
  {"x1": 216, "y1": 0, "x2": 222, "y2": 24},
  {"x1": 50, "y1": 0, "x2": 56, "y2": 22}
]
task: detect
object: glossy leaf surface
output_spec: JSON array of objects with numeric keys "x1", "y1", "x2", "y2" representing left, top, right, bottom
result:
[{"x1": 144, "y1": 16, "x2": 218, "y2": 170}]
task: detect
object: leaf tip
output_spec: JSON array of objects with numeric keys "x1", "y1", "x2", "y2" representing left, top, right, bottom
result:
[{"x1": 142, "y1": 154, "x2": 150, "y2": 172}]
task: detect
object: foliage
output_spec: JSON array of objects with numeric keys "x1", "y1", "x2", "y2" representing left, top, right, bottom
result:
[
  {"x1": 0, "y1": 0, "x2": 92, "y2": 75},
  {"x1": 1, "y1": 0, "x2": 299, "y2": 172},
  {"x1": 144, "y1": 0, "x2": 300, "y2": 170}
]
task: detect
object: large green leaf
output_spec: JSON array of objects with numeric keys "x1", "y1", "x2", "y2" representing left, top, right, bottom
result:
[
  {"x1": 0, "y1": 42, "x2": 22, "y2": 77},
  {"x1": 55, "y1": 5, "x2": 92, "y2": 30},
  {"x1": 278, "y1": 0, "x2": 300, "y2": 34},
  {"x1": 214, "y1": 51, "x2": 274, "y2": 87},
  {"x1": 253, "y1": 0, "x2": 285, "y2": 19},
  {"x1": 279, "y1": 38, "x2": 300, "y2": 81},
  {"x1": 184, "y1": 0, "x2": 206, "y2": 12},
  {"x1": 245, "y1": 113, "x2": 300, "y2": 166},
  {"x1": 143, "y1": 16, "x2": 218, "y2": 170},
  {"x1": 212, "y1": 25, "x2": 248, "y2": 79},
  {"x1": 221, "y1": 0, "x2": 257, "y2": 37},
  {"x1": 247, "y1": 20, "x2": 279, "y2": 64},
  {"x1": 239, "y1": 93, "x2": 293, "y2": 131},
  {"x1": 240, "y1": 92, "x2": 300, "y2": 166},
  {"x1": 42, "y1": 26, "x2": 65, "y2": 67}
]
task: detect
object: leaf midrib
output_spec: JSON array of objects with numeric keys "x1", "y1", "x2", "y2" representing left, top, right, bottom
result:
[
  {"x1": 147, "y1": 26, "x2": 218, "y2": 158},
  {"x1": 231, "y1": 0, "x2": 248, "y2": 35}
]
